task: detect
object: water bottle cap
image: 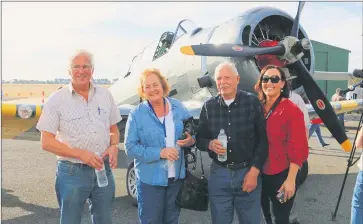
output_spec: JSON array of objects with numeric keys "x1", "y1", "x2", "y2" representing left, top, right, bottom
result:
[{"x1": 220, "y1": 129, "x2": 225, "y2": 133}]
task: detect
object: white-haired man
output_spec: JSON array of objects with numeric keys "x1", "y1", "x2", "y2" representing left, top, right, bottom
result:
[
  {"x1": 196, "y1": 61, "x2": 268, "y2": 224},
  {"x1": 36, "y1": 50, "x2": 122, "y2": 224}
]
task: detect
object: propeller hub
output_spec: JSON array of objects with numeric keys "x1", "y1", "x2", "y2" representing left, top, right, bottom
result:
[
  {"x1": 279, "y1": 36, "x2": 305, "y2": 64},
  {"x1": 255, "y1": 40, "x2": 287, "y2": 69}
]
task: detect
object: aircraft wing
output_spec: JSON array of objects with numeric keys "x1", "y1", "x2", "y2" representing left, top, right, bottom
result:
[
  {"x1": 2, "y1": 99, "x2": 362, "y2": 139},
  {"x1": 306, "y1": 99, "x2": 363, "y2": 119},
  {"x1": 180, "y1": 99, "x2": 363, "y2": 120},
  {"x1": 2, "y1": 103, "x2": 43, "y2": 139},
  {"x1": 1, "y1": 102, "x2": 136, "y2": 140},
  {"x1": 313, "y1": 71, "x2": 352, "y2": 80}
]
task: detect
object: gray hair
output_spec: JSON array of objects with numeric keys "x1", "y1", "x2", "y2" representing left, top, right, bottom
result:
[
  {"x1": 69, "y1": 49, "x2": 94, "y2": 69},
  {"x1": 214, "y1": 61, "x2": 239, "y2": 79}
]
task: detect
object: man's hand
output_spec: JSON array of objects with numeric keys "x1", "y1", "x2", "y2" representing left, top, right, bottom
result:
[
  {"x1": 160, "y1": 147, "x2": 179, "y2": 161},
  {"x1": 242, "y1": 167, "x2": 259, "y2": 193},
  {"x1": 177, "y1": 132, "x2": 195, "y2": 147},
  {"x1": 78, "y1": 149, "x2": 103, "y2": 170},
  {"x1": 102, "y1": 144, "x2": 119, "y2": 169},
  {"x1": 208, "y1": 139, "x2": 226, "y2": 155}
]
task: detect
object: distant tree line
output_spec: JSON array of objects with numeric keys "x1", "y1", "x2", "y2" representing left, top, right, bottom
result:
[{"x1": 2, "y1": 78, "x2": 119, "y2": 84}]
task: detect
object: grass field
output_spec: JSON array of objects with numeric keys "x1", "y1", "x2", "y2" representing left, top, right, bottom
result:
[{"x1": 2, "y1": 84, "x2": 111, "y2": 98}]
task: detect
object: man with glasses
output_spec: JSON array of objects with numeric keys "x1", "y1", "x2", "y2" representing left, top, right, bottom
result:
[
  {"x1": 196, "y1": 61, "x2": 268, "y2": 224},
  {"x1": 36, "y1": 50, "x2": 122, "y2": 224}
]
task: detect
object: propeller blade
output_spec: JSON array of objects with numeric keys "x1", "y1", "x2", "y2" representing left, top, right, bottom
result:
[
  {"x1": 290, "y1": 1, "x2": 305, "y2": 37},
  {"x1": 292, "y1": 60, "x2": 352, "y2": 152},
  {"x1": 180, "y1": 44, "x2": 285, "y2": 57}
]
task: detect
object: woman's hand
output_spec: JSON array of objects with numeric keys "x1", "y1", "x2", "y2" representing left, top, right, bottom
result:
[
  {"x1": 177, "y1": 132, "x2": 195, "y2": 147},
  {"x1": 160, "y1": 147, "x2": 179, "y2": 161},
  {"x1": 278, "y1": 177, "x2": 296, "y2": 203}
]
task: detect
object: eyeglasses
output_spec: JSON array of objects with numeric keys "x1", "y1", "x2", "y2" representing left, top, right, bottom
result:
[
  {"x1": 261, "y1": 75, "x2": 281, "y2": 83},
  {"x1": 71, "y1": 64, "x2": 92, "y2": 71}
]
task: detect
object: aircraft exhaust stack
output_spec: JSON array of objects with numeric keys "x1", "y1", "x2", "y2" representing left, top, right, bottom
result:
[{"x1": 197, "y1": 75, "x2": 213, "y2": 88}]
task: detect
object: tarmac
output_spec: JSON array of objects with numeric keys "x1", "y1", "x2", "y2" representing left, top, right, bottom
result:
[{"x1": 1, "y1": 113, "x2": 362, "y2": 224}]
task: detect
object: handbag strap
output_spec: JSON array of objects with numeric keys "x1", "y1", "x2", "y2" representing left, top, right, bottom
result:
[
  {"x1": 264, "y1": 96, "x2": 282, "y2": 120},
  {"x1": 264, "y1": 96, "x2": 284, "y2": 162},
  {"x1": 199, "y1": 149, "x2": 205, "y2": 178}
]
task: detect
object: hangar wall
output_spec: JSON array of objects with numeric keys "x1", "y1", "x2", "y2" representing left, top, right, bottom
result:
[{"x1": 311, "y1": 40, "x2": 350, "y2": 100}]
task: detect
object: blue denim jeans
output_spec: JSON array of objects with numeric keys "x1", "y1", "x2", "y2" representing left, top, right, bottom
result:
[
  {"x1": 308, "y1": 123, "x2": 327, "y2": 146},
  {"x1": 208, "y1": 161, "x2": 262, "y2": 224},
  {"x1": 136, "y1": 178, "x2": 183, "y2": 224},
  {"x1": 351, "y1": 171, "x2": 363, "y2": 224},
  {"x1": 55, "y1": 160, "x2": 115, "y2": 224},
  {"x1": 338, "y1": 113, "x2": 345, "y2": 129}
]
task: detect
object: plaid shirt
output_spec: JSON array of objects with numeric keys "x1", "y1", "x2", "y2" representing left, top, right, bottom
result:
[{"x1": 196, "y1": 90, "x2": 268, "y2": 171}]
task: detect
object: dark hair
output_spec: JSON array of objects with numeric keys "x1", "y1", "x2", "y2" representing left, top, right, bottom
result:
[{"x1": 254, "y1": 64, "x2": 291, "y2": 103}]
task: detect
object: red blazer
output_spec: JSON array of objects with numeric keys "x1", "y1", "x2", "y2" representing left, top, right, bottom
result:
[{"x1": 263, "y1": 99, "x2": 309, "y2": 175}]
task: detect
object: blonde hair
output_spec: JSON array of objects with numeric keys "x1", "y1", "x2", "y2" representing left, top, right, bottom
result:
[{"x1": 137, "y1": 68, "x2": 171, "y2": 100}]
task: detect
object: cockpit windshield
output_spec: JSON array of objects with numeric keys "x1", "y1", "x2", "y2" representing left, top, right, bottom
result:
[
  {"x1": 172, "y1": 19, "x2": 198, "y2": 43},
  {"x1": 179, "y1": 20, "x2": 198, "y2": 33},
  {"x1": 136, "y1": 19, "x2": 201, "y2": 63}
]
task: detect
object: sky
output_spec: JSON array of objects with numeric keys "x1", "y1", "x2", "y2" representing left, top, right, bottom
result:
[{"x1": 2, "y1": 1, "x2": 362, "y2": 81}]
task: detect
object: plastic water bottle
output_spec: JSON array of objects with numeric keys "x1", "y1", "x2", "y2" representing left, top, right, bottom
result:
[
  {"x1": 163, "y1": 144, "x2": 180, "y2": 171},
  {"x1": 217, "y1": 129, "x2": 228, "y2": 162},
  {"x1": 95, "y1": 152, "x2": 108, "y2": 187}
]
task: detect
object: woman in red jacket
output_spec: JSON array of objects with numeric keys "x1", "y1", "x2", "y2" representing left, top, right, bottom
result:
[{"x1": 254, "y1": 65, "x2": 309, "y2": 224}]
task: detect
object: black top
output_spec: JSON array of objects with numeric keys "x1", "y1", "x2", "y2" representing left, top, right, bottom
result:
[{"x1": 196, "y1": 90, "x2": 268, "y2": 171}]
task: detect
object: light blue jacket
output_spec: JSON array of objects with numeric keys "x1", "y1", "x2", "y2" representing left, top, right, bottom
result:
[{"x1": 124, "y1": 97, "x2": 191, "y2": 186}]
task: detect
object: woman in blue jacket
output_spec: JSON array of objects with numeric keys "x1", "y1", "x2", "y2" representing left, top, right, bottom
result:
[{"x1": 124, "y1": 68, "x2": 195, "y2": 224}]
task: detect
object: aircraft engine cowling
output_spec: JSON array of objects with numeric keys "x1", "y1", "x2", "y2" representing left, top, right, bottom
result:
[
  {"x1": 241, "y1": 7, "x2": 314, "y2": 99},
  {"x1": 205, "y1": 7, "x2": 314, "y2": 100},
  {"x1": 247, "y1": 7, "x2": 313, "y2": 98}
]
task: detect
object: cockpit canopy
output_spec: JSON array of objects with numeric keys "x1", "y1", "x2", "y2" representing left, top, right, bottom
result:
[
  {"x1": 125, "y1": 19, "x2": 202, "y2": 78},
  {"x1": 152, "y1": 19, "x2": 201, "y2": 61}
]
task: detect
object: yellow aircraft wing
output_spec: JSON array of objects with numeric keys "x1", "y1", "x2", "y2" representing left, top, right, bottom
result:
[
  {"x1": 2, "y1": 103, "x2": 42, "y2": 139},
  {"x1": 2, "y1": 99, "x2": 362, "y2": 140},
  {"x1": 307, "y1": 99, "x2": 363, "y2": 119}
]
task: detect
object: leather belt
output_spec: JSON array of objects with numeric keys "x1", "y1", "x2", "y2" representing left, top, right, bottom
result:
[
  {"x1": 214, "y1": 160, "x2": 250, "y2": 170},
  {"x1": 58, "y1": 159, "x2": 109, "y2": 169}
]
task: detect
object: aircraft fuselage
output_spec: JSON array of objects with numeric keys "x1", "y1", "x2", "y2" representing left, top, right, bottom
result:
[{"x1": 109, "y1": 7, "x2": 314, "y2": 107}]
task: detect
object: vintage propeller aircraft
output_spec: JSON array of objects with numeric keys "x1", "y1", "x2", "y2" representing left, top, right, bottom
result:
[
  {"x1": 2, "y1": 1, "x2": 362, "y2": 204},
  {"x1": 178, "y1": 1, "x2": 361, "y2": 152}
]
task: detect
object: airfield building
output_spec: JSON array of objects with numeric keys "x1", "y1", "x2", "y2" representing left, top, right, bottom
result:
[{"x1": 311, "y1": 40, "x2": 351, "y2": 100}]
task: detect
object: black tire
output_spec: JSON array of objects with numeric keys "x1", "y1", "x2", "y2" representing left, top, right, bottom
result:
[
  {"x1": 299, "y1": 160, "x2": 308, "y2": 185},
  {"x1": 126, "y1": 163, "x2": 138, "y2": 207}
]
